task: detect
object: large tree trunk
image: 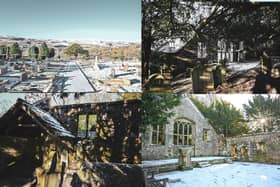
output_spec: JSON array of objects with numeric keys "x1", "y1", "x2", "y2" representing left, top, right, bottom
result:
[{"x1": 142, "y1": 32, "x2": 152, "y2": 83}]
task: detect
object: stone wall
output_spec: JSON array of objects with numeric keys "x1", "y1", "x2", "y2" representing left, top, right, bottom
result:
[
  {"x1": 142, "y1": 97, "x2": 219, "y2": 160},
  {"x1": 226, "y1": 131, "x2": 280, "y2": 164}
]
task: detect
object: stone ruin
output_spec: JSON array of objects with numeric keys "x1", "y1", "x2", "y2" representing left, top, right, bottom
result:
[{"x1": 226, "y1": 131, "x2": 280, "y2": 164}]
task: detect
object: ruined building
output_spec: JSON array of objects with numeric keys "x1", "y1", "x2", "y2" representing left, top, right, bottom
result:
[
  {"x1": 142, "y1": 97, "x2": 220, "y2": 160},
  {"x1": 0, "y1": 96, "x2": 143, "y2": 187},
  {"x1": 227, "y1": 131, "x2": 280, "y2": 164}
]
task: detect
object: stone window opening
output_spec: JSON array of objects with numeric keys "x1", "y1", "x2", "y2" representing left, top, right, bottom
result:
[
  {"x1": 77, "y1": 114, "x2": 97, "y2": 139},
  {"x1": 203, "y1": 129, "x2": 209, "y2": 142},
  {"x1": 231, "y1": 144, "x2": 238, "y2": 158},
  {"x1": 151, "y1": 125, "x2": 165, "y2": 145},
  {"x1": 256, "y1": 142, "x2": 266, "y2": 153},
  {"x1": 197, "y1": 42, "x2": 207, "y2": 59},
  {"x1": 169, "y1": 40, "x2": 175, "y2": 49},
  {"x1": 173, "y1": 119, "x2": 192, "y2": 145}
]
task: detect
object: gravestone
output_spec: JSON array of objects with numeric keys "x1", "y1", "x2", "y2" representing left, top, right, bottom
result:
[{"x1": 192, "y1": 64, "x2": 215, "y2": 93}]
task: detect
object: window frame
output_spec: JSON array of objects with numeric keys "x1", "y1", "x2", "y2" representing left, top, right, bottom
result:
[
  {"x1": 151, "y1": 125, "x2": 165, "y2": 145},
  {"x1": 202, "y1": 128, "x2": 209, "y2": 142},
  {"x1": 173, "y1": 119, "x2": 192, "y2": 146},
  {"x1": 77, "y1": 113, "x2": 97, "y2": 139}
]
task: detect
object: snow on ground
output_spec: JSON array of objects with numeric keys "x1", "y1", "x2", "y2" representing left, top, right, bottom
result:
[
  {"x1": 81, "y1": 61, "x2": 141, "y2": 92},
  {"x1": 57, "y1": 61, "x2": 94, "y2": 92},
  {"x1": 142, "y1": 157, "x2": 229, "y2": 167},
  {"x1": 142, "y1": 159, "x2": 177, "y2": 167},
  {"x1": 156, "y1": 162, "x2": 280, "y2": 187},
  {"x1": 228, "y1": 61, "x2": 259, "y2": 73},
  {"x1": 82, "y1": 62, "x2": 112, "y2": 80},
  {"x1": 122, "y1": 83, "x2": 141, "y2": 92}
]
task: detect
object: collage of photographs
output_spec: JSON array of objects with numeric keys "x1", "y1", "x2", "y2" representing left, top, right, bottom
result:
[{"x1": 0, "y1": 0, "x2": 279, "y2": 187}]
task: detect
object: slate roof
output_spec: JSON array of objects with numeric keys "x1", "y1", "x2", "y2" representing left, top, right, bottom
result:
[{"x1": 0, "y1": 98, "x2": 74, "y2": 139}]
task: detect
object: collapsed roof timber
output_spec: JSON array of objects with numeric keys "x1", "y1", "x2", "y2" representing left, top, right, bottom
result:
[{"x1": 0, "y1": 98, "x2": 74, "y2": 139}]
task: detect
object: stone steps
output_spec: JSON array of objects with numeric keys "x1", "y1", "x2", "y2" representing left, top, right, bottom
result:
[{"x1": 197, "y1": 161, "x2": 211, "y2": 168}]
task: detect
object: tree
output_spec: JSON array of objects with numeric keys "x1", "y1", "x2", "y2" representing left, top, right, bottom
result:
[
  {"x1": 39, "y1": 42, "x2": 49, "y2": 60},
  {"x1": 81, "y1": 49, "x2": 89, "y2": 58},
  {"x1": 191, "y1": 96, "x2": 249, "y2": 137},
  {"x1": 48, "y1": 48, "x2": 55, "y2": 58},
  {"x1": 143, "y1": 1, "x2": 280, "y2": 82},
  {"x1": 28, "y1": 45, "x2": 39, "y2": 60},
  {"x1": 243, "y1": 95, "x2": 280, "y2": 132},
  {"x1": 64, "y1": 43, "x2": 88, "y2": 59},
  {"x1": 9, "y1": 42, "x2": 22, "y2": 59},
  {"x1": 142, "y1": 93, "x2": 181, "y2": 131},
  {"x1": 0, "y1": 45, "x2": 8, "y2": 60},
  {"x1": 142, "y1": 0, "x2": 199, "y2": 81}
]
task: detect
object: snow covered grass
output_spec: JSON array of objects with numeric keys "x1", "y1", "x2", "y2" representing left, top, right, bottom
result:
[
  {"x1": 156, "y1": 162, "x2": 280, "y2": 187},
  {"x1": 227, "y1": 61, "x2": 259, "y2": 73}
]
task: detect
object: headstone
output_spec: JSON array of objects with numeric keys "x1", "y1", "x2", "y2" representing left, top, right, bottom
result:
[
  {"x1": 111, "y1": 68, "x2": 116, "y2": 78},
  {"x1": 213, "y1": 65, "x2": 226, "y2": 88},
  {"x1": 192, "y1": 64, "x2": 215, "y2": 93}
]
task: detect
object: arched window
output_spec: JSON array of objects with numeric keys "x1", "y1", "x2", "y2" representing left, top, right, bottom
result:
[{"x1": 173, "y1": 119, "x2": 192, "y2": 145}]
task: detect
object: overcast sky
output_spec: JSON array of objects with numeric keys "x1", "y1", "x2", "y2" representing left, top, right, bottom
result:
[
  {"x1": 0, "y1": 0, "x2": 140, "y2": 42},
  {"x1": 194, "y1": 94, "x2": 279, "y2": 112}
]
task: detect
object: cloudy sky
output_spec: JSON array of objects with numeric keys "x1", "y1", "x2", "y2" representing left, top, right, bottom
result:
[{"x1": 0, "y1": 0, "x2": 140, "y2": 42}]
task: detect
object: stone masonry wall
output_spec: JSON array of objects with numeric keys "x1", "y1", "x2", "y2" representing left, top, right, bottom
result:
[
  {"x1": 142, "y1": 97, "x2": 219, "y2": 160},
  {"x1": 226, "y1": 131, "x2": 280, "y2": 164}
]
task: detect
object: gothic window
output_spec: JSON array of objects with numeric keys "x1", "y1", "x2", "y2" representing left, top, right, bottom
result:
[
  {"x1": 152, "y1": 125, "x2": 165, "y2": 145},
  {"x1": 77, "y1": 114, "x2": 97, "y2": 139},
  {"x1": 173, "y1": 119, "x2": 192, "y2": 145}
]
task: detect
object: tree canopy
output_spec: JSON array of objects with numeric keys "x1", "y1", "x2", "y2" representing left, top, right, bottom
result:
[
  {"x1": 0, "y1": 45, "x2": 8, "y2": 59},
  {"x1": 142, "y1": 0, "x2": 280, "y2": 80},
  {"x1": 191, "y1": 96, "x2": 249, "y2": 137},
  {"x1": 243, "y1": 95, "x2": 280, "y2": 132},
  {"x1": 64, "y1": 43, "x2": 89, "y2": 58},
  {"x1": 48, "y1": 48, "x2": 55, "y2": 58},
  {"x1": 142, "y1": 93, "x2": 181, "y2": 131},
  {"x1": 39, "y1": 42, "x2": 49, "y2": 60},
  {"x1": 9, "y1": 43, "x2": 22, "y2": 59},
  {"x1": 28, "y1": 45, "x2": 39, "y2": 59}
]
